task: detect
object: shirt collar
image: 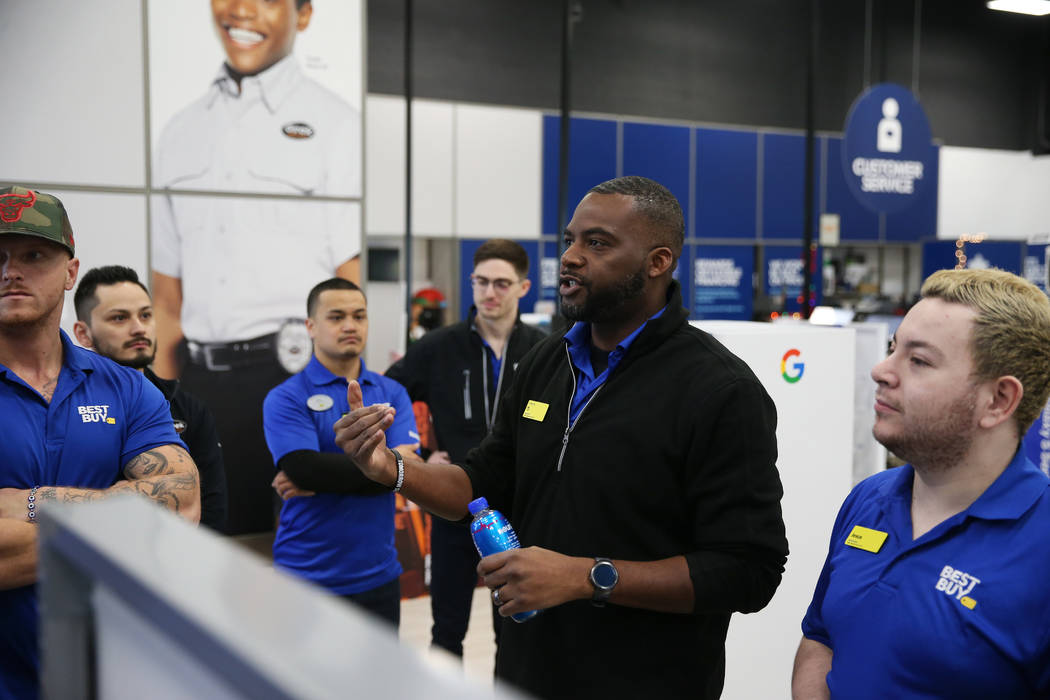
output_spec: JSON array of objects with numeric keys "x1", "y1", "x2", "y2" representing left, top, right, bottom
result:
[
  {"x1": 209, "y1": 54, "x2": 301, "y2": 112},
  {"x1": 563, "y1": 304, "x2": 668, "y2": 355},
  {"x1": 303, "y1": 354, "x2": 375, "y2": 387},
  {"x1": 966, "y1": 448, "x2": 1048, "y2": 520},
  {"x1": 60, "y1": 330, "x2": 92, "y2": 374},
  {"x1": 876, "y1": 448, "x2": 1048, "y2": 521}
]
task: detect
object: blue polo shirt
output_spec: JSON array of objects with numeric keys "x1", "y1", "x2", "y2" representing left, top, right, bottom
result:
[
  {"x1": 802, "y1": 449, "x2": 1050, "y2": 697},
  {"x1": 0, "y1": 331, "x2": 182, "y2": 700},
  {"x1": 263, "y1": 356, "x2": 418, "y2": 595}
]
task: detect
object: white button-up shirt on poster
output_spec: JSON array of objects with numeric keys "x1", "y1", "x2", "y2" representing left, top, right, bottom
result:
[{"x1": 152, "y1": 55, "x2": 361, "y2": 343}]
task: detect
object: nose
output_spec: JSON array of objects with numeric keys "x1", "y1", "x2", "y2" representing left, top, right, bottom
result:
[
  {"x1": 227, "y1": 0, "x2": 257, "y2": 19},
  {"x1": 561, "y1": 240, "x2": 584, "y2": 269},
  {"x1": 1, "y1": 256, "x2": 22, "y2": 281},
  {"x1": 870, "y1": 353, "x2": 895, "y2": 387}
]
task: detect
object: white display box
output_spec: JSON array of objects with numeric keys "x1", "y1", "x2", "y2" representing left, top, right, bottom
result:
[{"x1": 692, "y1": 321, "x2": 857, "y2": 699}]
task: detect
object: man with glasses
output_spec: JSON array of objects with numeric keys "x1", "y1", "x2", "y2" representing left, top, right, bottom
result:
[{"x1": 385, "y1": 239, "x2": 546, "y2": 659}]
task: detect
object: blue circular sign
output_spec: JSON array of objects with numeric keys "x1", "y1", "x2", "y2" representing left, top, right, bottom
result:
[{"x1": 842, "y1": 83, "x2": 934, "y2": 214}]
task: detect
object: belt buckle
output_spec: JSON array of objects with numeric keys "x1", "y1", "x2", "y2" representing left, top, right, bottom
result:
[{"x1": 197, "y1": 343, "x2": 232, "y2": 372}]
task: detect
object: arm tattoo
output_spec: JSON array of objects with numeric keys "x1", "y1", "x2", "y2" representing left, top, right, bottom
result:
[
  {"x1": 123, "y1": 449, "x2": 177, "y2": 479},
  {"x1": 34, "y1": 447, "x2": 199, "y2": 515}
]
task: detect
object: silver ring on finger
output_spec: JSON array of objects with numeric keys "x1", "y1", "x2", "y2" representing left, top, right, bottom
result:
[{"x1": 492, "y1": 588, "x2": 503, "y2": 606}]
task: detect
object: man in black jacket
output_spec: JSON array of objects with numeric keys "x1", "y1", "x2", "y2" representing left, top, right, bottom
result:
[
  {"x1": 386, "y1": 239, "x2": 546, "y2": 658},
  {"x1": 336, "y1": 176, "x2": 788, "y2": 699},
  {"x1": 73, "y1": 266, "x2": 227, "y2": 531}
]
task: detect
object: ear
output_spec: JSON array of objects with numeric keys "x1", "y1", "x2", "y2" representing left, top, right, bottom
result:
[
  {"x1": 296, "y1": 1, "x2": 313, "y2": 31},
  {"x1": 65, "y1": 257, "x2": 80, "y2": 291},
  {"x1": 305, "y1": 316, "x2": 317, "y2": 340},
  {"x1": 72, "y1": 320, "x2": 94, "y2": 349},
  {"x1": 647, "y1": 247, "x2": 674, "y2": 279},
  {"x1": 517, "y1": 278, "x2": 532, "y2": 297},
  {"x1": 977, "y1": 375, "x2": 1023, "y2": 431}
]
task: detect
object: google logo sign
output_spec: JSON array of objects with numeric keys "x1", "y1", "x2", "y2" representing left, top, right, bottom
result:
[{"x1": 781, "y1": 348, "x2": 805, "y2": 383}]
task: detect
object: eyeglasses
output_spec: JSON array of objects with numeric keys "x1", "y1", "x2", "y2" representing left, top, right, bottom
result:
[{"x1": 470, "y1": 275, "x2": 519, "y2": 292}]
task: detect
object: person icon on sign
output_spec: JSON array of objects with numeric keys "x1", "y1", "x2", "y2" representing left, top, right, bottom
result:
[{"x1": 877, "y1": 97, "x2": 902, "y2": 153}]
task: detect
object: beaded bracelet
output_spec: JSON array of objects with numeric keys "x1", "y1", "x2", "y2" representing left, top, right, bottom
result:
[{"x1": 27, "y1": 486, "x2": 39, "y2": 523}]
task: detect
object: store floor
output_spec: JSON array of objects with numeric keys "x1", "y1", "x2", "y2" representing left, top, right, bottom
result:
[{"x1": 399, "y1": 586, "x2": 497, "y2": 687}]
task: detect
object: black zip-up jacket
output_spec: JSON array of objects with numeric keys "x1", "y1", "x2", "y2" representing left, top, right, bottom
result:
[
  {"x1": 460, "y1": 281, "x2": 788, "y2": 700},
  {"x1": 385, "y1": 309, "x2": 547, "y2": 463},
  {"x1": 145, "y1": 368, "x2": 227, "y2": 532}
]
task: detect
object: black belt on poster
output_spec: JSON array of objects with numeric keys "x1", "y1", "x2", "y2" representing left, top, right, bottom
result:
[{"x1": 186, "y1": 334, "x2": 276, "y2": 372}]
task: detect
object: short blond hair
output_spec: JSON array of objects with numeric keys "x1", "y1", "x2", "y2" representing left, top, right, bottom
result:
[{"x1": 921, "y1": 268, "x2": 1050, "y2": 433}]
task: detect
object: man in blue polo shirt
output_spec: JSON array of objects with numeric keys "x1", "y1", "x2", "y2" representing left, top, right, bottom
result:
[
  {"x1": 793, "y1": 268, "x2": 1050, "y2": 698},
  {"x1": 0, "y1": 186, "x2": 200, "y2": 700},
  {"x1": 263, "y1": 278, "x2": 417, "y2": 626}
]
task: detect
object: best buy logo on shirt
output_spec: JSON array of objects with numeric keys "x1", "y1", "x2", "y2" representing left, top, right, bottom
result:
[
  {"x1": 935, "y1": 565, "x2": 980, "y2": 609},
  {"x1": 78, "y1": 405, "x2": 115, "y2": 424}
]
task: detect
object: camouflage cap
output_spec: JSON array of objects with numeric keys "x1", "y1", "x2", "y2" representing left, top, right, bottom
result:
[{"x1": 0, "y1": 186, "x2": 75, "y2": 256}]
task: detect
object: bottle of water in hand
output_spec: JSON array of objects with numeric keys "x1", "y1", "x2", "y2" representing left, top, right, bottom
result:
[{"x1": 468, "y1": 497, "x2": 539, "y2": 623}]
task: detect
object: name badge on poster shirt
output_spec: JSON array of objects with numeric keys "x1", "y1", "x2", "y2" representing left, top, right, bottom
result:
[{"x1": 845, "y1": 525, "x2": 888, "y2": 553}]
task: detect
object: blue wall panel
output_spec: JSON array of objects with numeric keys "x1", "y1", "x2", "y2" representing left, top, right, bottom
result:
[
  {"x1": 884, "y1": 144, "x2": 939, "y2": 242},
  {"x1": 458, "y1": 239, "x2": 540, "y2": 319},
  {"x1": 824, "y1": 136, "x2": 880, "y2": 241},
  {"x1": 695, "y1": 128, "x2": 757, "y2": 239},
  {"x1": 542, "y1": 116, "x2": 618, "y2": 235},
  {"x1": 622, "y1": 123, "x2": 691, "y2": 229},
  {"x1": 761, "y1": 133, "x2": 819, "y2": 240}
]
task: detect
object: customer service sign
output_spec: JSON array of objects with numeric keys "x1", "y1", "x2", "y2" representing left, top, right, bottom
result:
[{"x1": 842, "y1": 83, "x2": 934, "y2": 213}]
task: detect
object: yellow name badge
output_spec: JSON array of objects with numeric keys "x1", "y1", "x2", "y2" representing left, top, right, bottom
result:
[
  {"x1": 844, "y1": 525, "x2": 888, "y2": 554},
  {"x1": 522, "y1": 400, "x2": 549, "y2": 422}
]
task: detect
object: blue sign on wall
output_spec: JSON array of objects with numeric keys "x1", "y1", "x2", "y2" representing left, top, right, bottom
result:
[
  {"x1": 691, "y1": 245, "x2": 753, "y2": 320},
  {"x1": 765, "y1": 246, "x2": 822, "y2": 313},
  {"x1": 1024, "y1": 243, "x2": 1048, "y2": 294},
  {"x1": 1023, "y1": 399, "x2": 1050, "y2": 478},
  {"x1": 842, "y1": 83, "x2": 935, "y2": 214}
]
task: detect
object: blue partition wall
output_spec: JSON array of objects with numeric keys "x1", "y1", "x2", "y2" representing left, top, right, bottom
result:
[{"x1": 540, "y1": 114, "x2": 940, "y2": 321}]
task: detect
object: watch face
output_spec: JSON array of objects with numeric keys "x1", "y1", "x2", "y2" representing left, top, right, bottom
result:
[{"x1": 592, "y1": 561, "x2": 618, "y2": 589}]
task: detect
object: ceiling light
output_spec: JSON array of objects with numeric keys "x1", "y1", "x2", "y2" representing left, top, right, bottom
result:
[{"x1": 987, "y1": 0, "x2": 1050, "y2": 16}]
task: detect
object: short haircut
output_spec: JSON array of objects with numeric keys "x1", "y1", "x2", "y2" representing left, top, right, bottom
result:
[
  {"x1": 587, "y1": 176, "x2": 685, "y2": 264},
  {"x1": 473, "y1": 239, "x2": 530, "y2": 279},
  {"x1": 307, "y1": 278, "x2": 364, "y2": 317},
  {"x1": 297, "y1": 0, "x2": 311, "y2": 8},
  {"x1": 74, "y1": 265, "x2": 150, "y2": 323},
  {"x1": 921, "y1": 268, "x2": 1050, "y2": 433}
]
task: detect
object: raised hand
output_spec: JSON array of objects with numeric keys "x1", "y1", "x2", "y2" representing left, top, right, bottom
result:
[{"x1": 333, "y1": 380, "x2": 398, "y2": 486}]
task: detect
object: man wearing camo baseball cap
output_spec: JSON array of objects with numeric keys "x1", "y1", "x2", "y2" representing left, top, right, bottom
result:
[
  {"x1": 0, "y1": 186, "x2": 200, "y2": 700},
  {"x1": 0, "y1": 186, "x2": 76, "y2": 257}
]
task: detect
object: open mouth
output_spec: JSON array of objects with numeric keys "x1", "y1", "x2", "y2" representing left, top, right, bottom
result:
[
  {"x1": 559, "y1": 275, "x2": 583, "y2": 296},
  {"x1": 225, "y1": 25, "x2": 265, "y2": 47}
]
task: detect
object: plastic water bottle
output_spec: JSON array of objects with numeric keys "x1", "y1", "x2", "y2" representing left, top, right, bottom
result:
[{"x1": 468, "y1": 497, "x2": 539, "y2": 623}]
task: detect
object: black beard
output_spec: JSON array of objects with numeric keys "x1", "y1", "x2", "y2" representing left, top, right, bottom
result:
[
  {"x1": 562, "y1": 269, "x2": 646, "y2": 324},
  {"x1": 117, "y1": 352, "x2": 155, "y2": 371}
]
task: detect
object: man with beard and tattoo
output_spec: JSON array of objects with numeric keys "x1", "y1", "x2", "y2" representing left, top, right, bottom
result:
[
  {"x1": 74, "y1": 266, "x2": 227, "y2": 532},
  {"x1": 793, "y1": 268, "x2": 1050, "y2": 699},
  {"x1": 0, "y1": 187, "x2": 199, "y2": 700},
  {"x1": 332, "y1": 176, "x2": 788, "y2": 699}
]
